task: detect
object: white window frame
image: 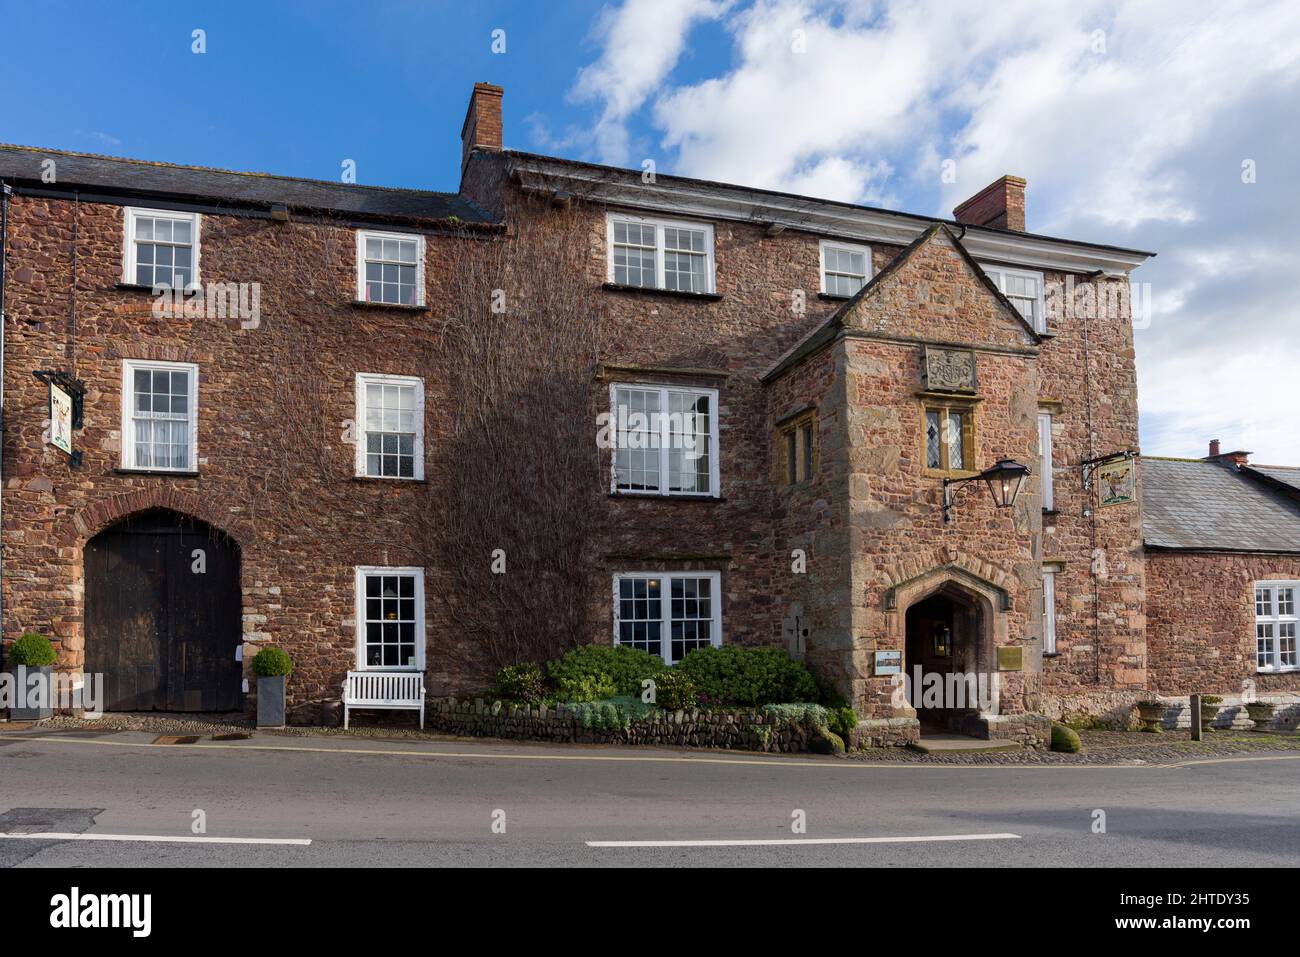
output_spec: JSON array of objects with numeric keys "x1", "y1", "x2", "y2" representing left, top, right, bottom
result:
[
  {"x1": 120, "y1": 359, "x2": 199, "y2": 473},
  {"x1": 354, "y1": 373, "x2": 425, "y2": 481},
  {"x1": 122, "y1": 207, "x2": 201, "y2": 288},
  {"x1": 1039, "y1": 412, "x2": 1055, "y2": 510},
  {"x1": 1042, "y1": 568, "x2": 1058, "y2": 655},
  {"x1": 354, "y1": 566, "x2": 426, "y2": 671},
  {"x1": 818, "y1": 239, "x2": 872, "y2": 297},
  {"x1": 605, "y1": 212, "x2": 716, "y2": 294},
  {"x1": 1254, "y1": 580, "x2": 1299, "y2": 673},
  {"x1": 980, "y1": 263, "x2": 1046, "y2": 333},
  {"x1": 355, "y1": 229, "x2": 426, "y2": 307},
  {"x1": 608, "y1": 383, "x2": 721, "y2": 498},
  {"x1": 612, "y1": 570, "x2": 723, "y2": 665}
]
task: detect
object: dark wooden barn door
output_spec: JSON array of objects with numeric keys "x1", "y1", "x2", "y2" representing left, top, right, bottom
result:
[{"x1": 85, "y1": 510, "x2": 242, "y2": 711}]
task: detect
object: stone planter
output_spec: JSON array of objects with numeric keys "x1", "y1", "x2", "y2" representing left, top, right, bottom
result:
[
  {"x1": 8, "y1": 665, "x2": 54, "y2": 720},
  {"x1": 1245, "y1": 702, "x2": 1275, "y2": 730},
  {"x1": 1135, "y1": 700, "x2": 1164, "y2": 732},
  {"x1": 256, "y1": 675, "x2": 286, "y2": 728}
]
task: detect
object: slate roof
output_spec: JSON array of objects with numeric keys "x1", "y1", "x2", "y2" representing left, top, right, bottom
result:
[
  {"x1": 1141, "y1": 457, "x2": 1300, "y2": 552},
  {"x1": 1247, "y1": 464, "x2": 1300, "y2": 495},
  {"x1": 0, "y1": 144, "x2": 495, "y2": 225}
]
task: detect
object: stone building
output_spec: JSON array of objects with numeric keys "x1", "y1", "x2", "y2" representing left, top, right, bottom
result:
[{"x1": 2, "y1": 81, "x2": 1286, "y2": 742}]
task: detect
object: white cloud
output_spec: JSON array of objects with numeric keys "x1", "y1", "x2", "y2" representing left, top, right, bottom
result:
[
  {"x1": 569, "y1": 0, "x2": 1300, "y2": 459},
  {"x1": 571, "y1": 0, "x2": 735, "y2": 165}
]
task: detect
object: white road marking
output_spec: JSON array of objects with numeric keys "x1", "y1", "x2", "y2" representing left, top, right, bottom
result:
[
  {"x1": 587, "y1": 831, "x2": 1021, "y2": 848},
  {"x1": 0, "y1": 831, "x2": 310, "y2": 846}
]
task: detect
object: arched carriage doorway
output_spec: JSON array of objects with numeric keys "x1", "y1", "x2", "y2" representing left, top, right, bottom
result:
[{"x1": 85, "y1": 509, "x2": 243, "y2": 711}]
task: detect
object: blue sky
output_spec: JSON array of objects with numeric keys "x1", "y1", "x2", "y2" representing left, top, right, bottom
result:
[{"x1": 4, "y1": 0, "x2": 1299, "y2": 461}]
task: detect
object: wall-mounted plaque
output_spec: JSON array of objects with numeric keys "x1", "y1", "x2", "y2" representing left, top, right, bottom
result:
[
  {"x1": 1097, "y1": 458, "x2": 1136, "y2": 507},
  {"x1": 997, "y1": 646, "x2": 1024, "y2": 671},
  {"x1": 874, "y1": 649, "x2": 902, "y2": 676},
  {"x1": 923, "y1": 345, "x2": 978, "y2": 394}
]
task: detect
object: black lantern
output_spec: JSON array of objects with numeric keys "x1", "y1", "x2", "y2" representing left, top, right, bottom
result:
[
  {"x1": 942, "y1": 458, "x2": 1031, "y2": 524},
  {"x1": 981, "y1": 458, "x2": 1031, "y2": 509}
]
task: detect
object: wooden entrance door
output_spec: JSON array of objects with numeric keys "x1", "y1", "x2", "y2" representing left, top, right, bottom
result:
[{"x1": 85, "y1": 509, "x2": 242, "y2": 711}]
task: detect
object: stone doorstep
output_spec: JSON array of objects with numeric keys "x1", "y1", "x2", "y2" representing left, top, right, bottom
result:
[{"x1": 909, "y1": 734, "x2": 1023, "y2": 754}]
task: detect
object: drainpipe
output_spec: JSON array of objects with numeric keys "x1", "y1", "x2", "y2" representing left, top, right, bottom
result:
[{"x1": 1, "y1": 180, "x2": 10, "y2": 653}]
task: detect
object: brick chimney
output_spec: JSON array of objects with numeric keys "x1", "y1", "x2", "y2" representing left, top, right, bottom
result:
[
  {"x1": 1204, "y1": 439, "x2": 1250, "y2": 467},
  {"x1": 953, "y1": 175, "x2": 1027, "y2": 232},
  {"x1": 461, "y1": 82, "x2": 504, "y2": 173}
]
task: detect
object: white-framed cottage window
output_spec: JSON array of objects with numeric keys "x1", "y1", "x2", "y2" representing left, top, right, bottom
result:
[
  {"x1": 355, "y1": 373, "x2": 424, "y2": 480},
  {"x1": 981, "y1": 264, "x2": 1046, "y2": 332},
  {"x1": 609, "y1": 384, "x2": 720, "y2": 497},
  {"x1": 356, "y1": 230, "x2": 425, "y2": 306},
  {"x1": 1039, "y1": 412, "x2": 1055, "y2": 510},
  {"x1": 1042, "y1": 568, "x2": 1058, "y2": 655},
  {"x1": 819, "y1": 240, "x2": 871, "y2": 297},
  {"x1": 1254, "y1": 581, "x2": 1298, "y2": 672},
  {"x1": 355, "y1": 566, "x2": 425, "y2": 671},
  {"x1": 613, "y1": 571, "x2": 723, "y2": 665},
  {"x1": 123, "y1": 207, "x2": 199, "y2": 288},
  {"x1": 607, "y1": 213, "x2": 715, "y2": 294},
  {"x1": 120, "y1": 359, "x2": 199, "y2": 472}
]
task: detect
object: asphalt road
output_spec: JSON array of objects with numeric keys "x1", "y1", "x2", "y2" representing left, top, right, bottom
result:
[{"x1": 2, "y1": 727, "x2": 1299, "y2": 867}]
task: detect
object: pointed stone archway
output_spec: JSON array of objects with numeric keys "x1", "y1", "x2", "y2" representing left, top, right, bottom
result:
[{"x1": 884, "y1": 564, "x2": 1010, "y2": 735}]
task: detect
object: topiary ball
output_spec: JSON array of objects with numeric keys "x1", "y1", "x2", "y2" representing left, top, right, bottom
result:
[
  {"x1": 8, "y1": 632, "x2": 57, "y2": 667},
  {"x1": 1050, "y1": 722, "x2": 1082, "y2": 753},
  {"x1": 251, "y1": 646, "x2": 292, "y2": 677}
]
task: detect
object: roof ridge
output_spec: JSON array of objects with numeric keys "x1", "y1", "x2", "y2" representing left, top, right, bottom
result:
[{"x1": 0, "y1": 142, "x2": 463, "y2": 199}]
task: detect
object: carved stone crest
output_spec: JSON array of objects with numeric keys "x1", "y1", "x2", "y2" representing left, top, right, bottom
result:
[{"x1": 923, "y1": 346, "x2": 978, "y2": 393}]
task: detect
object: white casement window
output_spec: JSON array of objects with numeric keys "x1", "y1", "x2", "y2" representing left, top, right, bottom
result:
[
  {"x1": 607, "y1": 213, "x2": 715, "y2": 294},
  {"x1": 356, "y1": 230, "x2": 425, "y2": 306},
  {"x1": 1043, "y1": 569, "x2": 1058, "y2": 655},
  {"x1": 1254, "y1": 582, "x2": 1299, "y2": 672},
  {"x1": 123, "y1": 207, "x2": 199, "y2": 288},
  {"x1": 120, "y1": 359, "x2": 199, "y2": 472},
  {"x1": 355, "y1": 566, "x2": 425, "y2": 670},
  {"x1": 819, "y1": 240, "x2": 871, "y2": 297},
  {"x1": 613, "y1": 571, "x2": 723, "y2": 665},
  {"x1": 355, "y1": 373, "x2": 424, "y2": 480},
  {"x1": 1039, "y1": 412, "x2": 1055, "y2": 510},
  {"x1": 609, "y1": 384, "x2": 720, "y2": 497},
  {"x1": 981, "y1": 264, "x2": 1046, "y2": 333}
]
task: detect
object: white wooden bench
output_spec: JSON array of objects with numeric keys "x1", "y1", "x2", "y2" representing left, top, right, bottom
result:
[{"x1": 342, "y1": 671, "x2": 426, "y2": 730}]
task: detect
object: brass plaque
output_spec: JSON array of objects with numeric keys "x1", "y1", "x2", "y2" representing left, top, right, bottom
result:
[
  {"x1": 924, "y1": 346, "x2": 977, "y2": 393},
  {"x1": 997, "y1": 646, "x2": 1024, "y2": 671}
]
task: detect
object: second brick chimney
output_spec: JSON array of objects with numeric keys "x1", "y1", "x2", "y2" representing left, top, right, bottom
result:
[
  {"x1": 461, "y1": 82, "x2": 504, "y2": 174},
  {"x1": 954, "y1": 175, "x2": 1027, "y2": 232}
]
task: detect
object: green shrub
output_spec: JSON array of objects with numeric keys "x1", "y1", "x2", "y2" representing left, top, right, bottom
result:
[
  {"x1": 8, "y1": 632, "x2": 57, "y2": 667},
  {"x1": 546, "y1": 644, "x2": 666, "y2": 698},
  {"x1": 827, "y1": 704, "x2": 858, "y2": 740},
  {"x1": 1050, "y1": 722, "x2": 1081, "y2": 753},
  {"x1": 495, "y1": 662, "x2": 546, "y2": 705},
  {"x1": 251, "y1": 646, "x2": 292, "y2": 677},
  {"x1": 761, "y1": 703, "x2": 829, "y2": 729},
  {"x1": 677, "y1": 645, "x2": 819, "y2": 706},
  {"x1": 649, "y1": 669, "x2": 698, "y2": 710},
  {"x1": 1201, "y1": 694, "x2": 1223, "y2": 705},
  {"x1": 552, "y1": 671, "x2": 616, "y2": 703}
]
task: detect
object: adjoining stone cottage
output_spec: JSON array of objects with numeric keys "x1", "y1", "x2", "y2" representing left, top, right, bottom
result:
[{"x1": 1, "y1": 81, "x2": 1294, "y2": 745}]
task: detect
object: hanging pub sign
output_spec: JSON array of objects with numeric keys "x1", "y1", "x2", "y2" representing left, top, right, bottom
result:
[
  {"x1": 33, "y1": 370, "x2": 86, "y2": 467},
  {"x1": 1096, "y1": 457, "x2": 1136, "y2": 507},
  {"x1": 49, "y1": 381, "x2": 73, "y2": 454}
]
